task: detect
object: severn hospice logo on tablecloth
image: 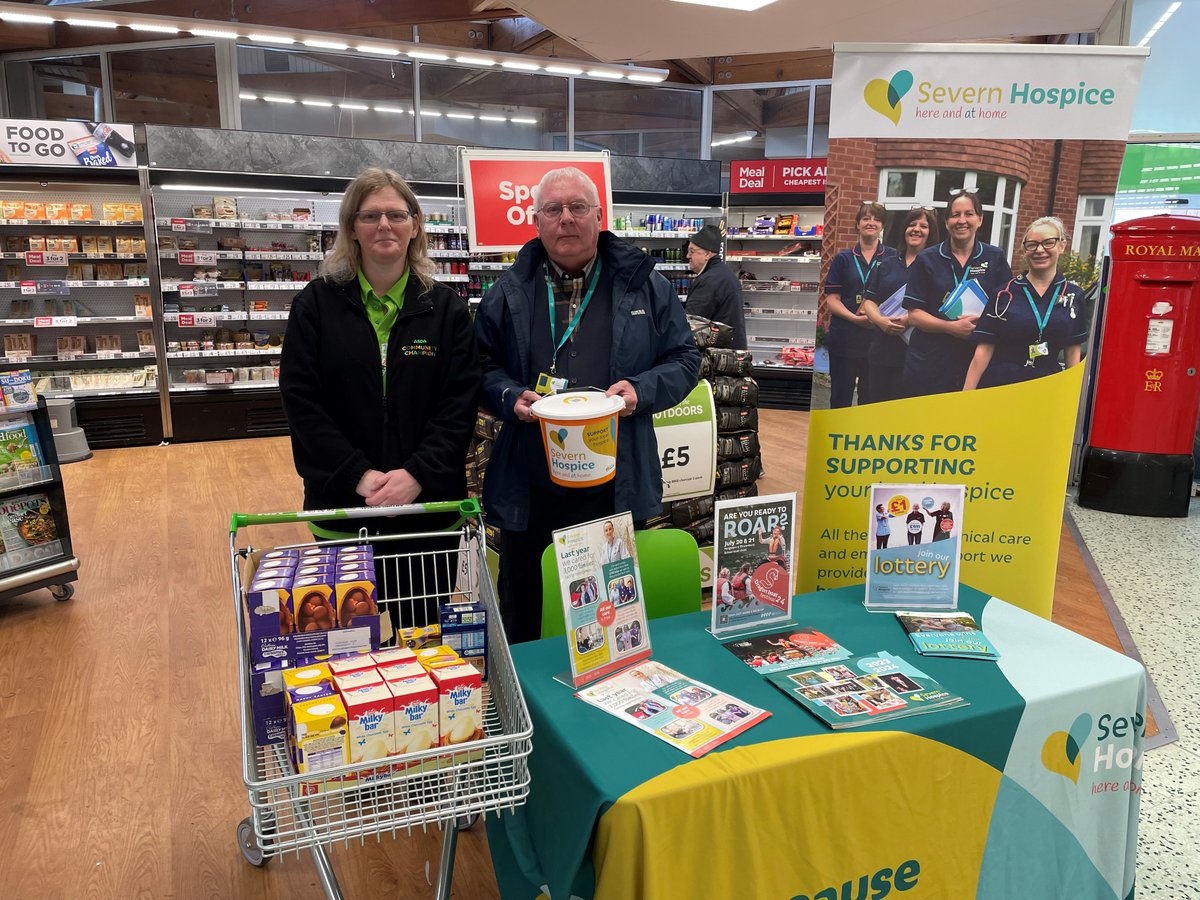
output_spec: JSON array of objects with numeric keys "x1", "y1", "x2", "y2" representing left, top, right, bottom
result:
[
  {"x1": 1042, "y1": 711, "x2": 1145, "y2": 794},
  {"x1": 833, "y1": 43, "x2": 1147, "y2": 139}
]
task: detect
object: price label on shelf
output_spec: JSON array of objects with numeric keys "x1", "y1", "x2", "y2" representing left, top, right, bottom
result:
[
  {"x1": 34, "y1": 316, "x2": 78, "y2": 328},
  {"x1": 24, "y1": 251, "x2": 68, "y2": 266},
  {"x1": 177, "y1": 313, "x2": 217, "y2": 328},
  {"x1": 4, "y1": 351, "x2": 31, "y2": 362},
  {"x1": 19, "y1": 281, "x2": 36, "y2": 295},
  {"x1": 178, "y1": 283, "x2": 219, "y2": 298},
  {"x1": 22, "y1": 280, "x2": 70, "y2": 296},
  {"x1": 172, "y1": 218, "x2": 213, "y2": 234},
  {"x1": 177, "y1": 250, "x2": 219, "y2": 266},
  {"x1": 96, "y1": 350, "x2": 121, "y2": 360}
]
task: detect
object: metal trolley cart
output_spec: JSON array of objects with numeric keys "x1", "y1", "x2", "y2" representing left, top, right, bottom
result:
[{"x1": 229, "y1": 501, "x2": 532, "y2": 900}]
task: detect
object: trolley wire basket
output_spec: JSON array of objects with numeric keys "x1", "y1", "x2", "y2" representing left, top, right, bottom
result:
[{"x1": 229, "y1": 500, "x2": 532, "y2": 899}]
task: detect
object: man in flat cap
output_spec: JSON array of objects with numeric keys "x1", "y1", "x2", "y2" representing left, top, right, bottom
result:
[{"x1": 685, "y1": 223, "x2": 746, "y2": 350}]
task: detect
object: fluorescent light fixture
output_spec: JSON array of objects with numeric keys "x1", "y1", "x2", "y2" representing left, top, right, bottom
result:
[
  {"x1": 1138, "y1": 1, "x2": 1182, "y2": 46},
  {"x1": 501, "y1": 61, "x2": 541, "y2": 72},
  {"x1": 456, "y1": 55, "x2": 497, "y2": 67},
  {"x1": 190, "y1": 28, "x2": 239, "y2": 39},
  {"x1": 239, "y1": 93, "x2": 258, "y2": 101},
  {"x1": 337, "y1": 102, "x2": 369, "y2": 110},
  {"x1": 129, "y1": 23, "x2": 180, "y2": 34},
  {"x1": 161, "y1": 184, "x2": 320, "y2": 195},
  {"x1": 478, "y1": 115, "x2": 508, "y2": 122},
  {"x1": 301, "y1": 99, "x2": 334, "y2": 108},
  {"x1": 249, "y1": 33, "x2": 296, "y2": 45},
  {"x1": 374, "y1": 105, "x2": 410, "y2": 114},
  {"x1": 711, "y1": 131, "x2": 756, "y2": 146},
  {"x1": 587, "y1": 69, "x2": 625, "y2": 79},
  {"x1": 304, "y1": 38, "x2": 348, "y2": 50},
  {"x1": 419, "y1": 110, "x2": 443, "y2": 117},
  {"x1": 263, "y1": 95, "x2": 297, "y2": 104},
  {"x1": 408, "y1": 50, "x2": 450, "y2": 61},
  {"x1": 357, "y1": 44, "x2": 401, "y2": 56},
  {"x1": 628, "y1": 73, "x2": 667, "y2": 83},
  {"x1": 545, "y1": 65, "x2": 584, "y2": 76},
  {"x1": 446, "y1": 112, "x2": 476, "y2": 120},
  {"x1": 0, "y1": 12, "x2": 55, "y2": 24},
  {"x1": 510, "y1": 117, "x2": 538, "y2": 124},
  {"x1": 66, "y1": 18, "x2": 119, "y2": 29},
  {"x1": 670, "y1": 0, "x2": 779, "y2": 9}
]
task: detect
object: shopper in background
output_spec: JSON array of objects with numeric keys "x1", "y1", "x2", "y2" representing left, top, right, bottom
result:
[
  {"x1": 280, "y1": 166, "x2": 479, "y2": 545},
  {"x1": 475, "y1": 166, "x2": 700, "y2": 643},
  {"x1": 685, "y1": 224, "x2": 747, "y2": 350},
  {"x1": 964, "y1": 216, "x2": 1087, "y2": 390},
  {"x1": 859, "y1": 207, "x2": 940, "y2": 403},
  {"x1": 902, "y1": 190, "x2": 1013, "y2": 397},
  {"x1": 822, "y1": 201, "x2": 897, "y2": 407}
]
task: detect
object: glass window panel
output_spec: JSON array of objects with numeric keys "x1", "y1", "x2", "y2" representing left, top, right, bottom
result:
[
  {"x1": 812, "y1": 85, "x2": 829, "y2": 156},
  {"x1": 576, "y1": 81, "x2": 700, "y2": 158},
  {"x1": 421, "y1": 65, "x2": 565, "y2": 150},
  {"x1": 1084, "y1": 197, "x2": 1106, "y2": 217},
  {"x1": 934, "y1": 170, "x2": 967, "y2": 202},
  {"x1": 981, "y1": 210, "x2": 995, "y2": 243},
  {"x1": 4, "y1": 55, "x2": 102, "y2": 121},
  {"x1": 973, "y1": 172, "x2": 999, "y2": 206},
  {"x1": 1129, "y1": 0, "x2": 1200, "y2": 135},
  {"x1": 999, "y1": 212, "x2": 1014, "y2": 256},
  {"x1": 1080, "y1": 225, "x2": 1102, "y2": 260},
  {"x1": 237, "y1": 46, "x2": 415, "y2": 141},
  {"x1": 111, "y1": 46, "x2": 219, "y2": 128},
  {"x1": 886, "y1": 171, "x2": 917, "y2": 198}
]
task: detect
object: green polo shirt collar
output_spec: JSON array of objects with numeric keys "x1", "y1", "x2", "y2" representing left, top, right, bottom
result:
[{"x1": 357, "y1": 267, "x2": 408, "y2": 348}]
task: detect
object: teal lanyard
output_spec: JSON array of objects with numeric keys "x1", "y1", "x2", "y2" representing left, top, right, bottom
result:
[
  {"x1": 852, "y1": 249, "x2": 879, "y2": 293},
  {"x1": 544, "y1": 256, "x2": 603, "y2": 375},
  {"x1": 1022, "y1": 281, "x2": 1062, "y2": 340}
]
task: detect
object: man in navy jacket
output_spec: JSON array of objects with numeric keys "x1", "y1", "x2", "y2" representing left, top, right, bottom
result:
[{"x1": 475, "y1": 166, "x2": 700, "y2": 642}]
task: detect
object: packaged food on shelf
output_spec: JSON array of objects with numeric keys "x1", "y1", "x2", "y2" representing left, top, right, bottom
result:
[
  {"x1": 101, "y1": 202, "x2": 123, "y2": 222},
  {"x1": 69, "y1": 202, "x2": 92, "y2": 221},
  {"x1": 213, "y1": 196, "x2": 238, "y2": 219}
]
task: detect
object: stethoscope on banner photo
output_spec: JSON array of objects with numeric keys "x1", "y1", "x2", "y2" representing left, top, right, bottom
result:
[{"x1": 989, "y1": 277, "x2": 1077, "y2": 323}]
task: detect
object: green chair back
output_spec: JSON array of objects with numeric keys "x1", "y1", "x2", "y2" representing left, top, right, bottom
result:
[{"x1": 540, "y1": 527, "x2": 702, "y2": 639}]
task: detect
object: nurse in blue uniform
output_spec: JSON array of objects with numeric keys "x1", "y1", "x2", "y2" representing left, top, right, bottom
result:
[
  {"x1": 902, "y1": 191, "x2": 1013, "y2": 397},
  {"x1": 822, "y1": 201, "x2": 897, "y2": 407},
  {"x1": 964, "y1": 216, "x2": 1087, "y2": 390},
  {"x1": 860, "y1": 207, "x2": 940, "y2": 404}
]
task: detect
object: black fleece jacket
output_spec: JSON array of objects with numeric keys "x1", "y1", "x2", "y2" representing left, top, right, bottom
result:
[{"x1": 279, "y1": 273, "x2": 480, "y2": 533}]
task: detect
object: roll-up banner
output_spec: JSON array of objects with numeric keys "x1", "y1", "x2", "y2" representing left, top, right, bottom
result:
[
  {"x1": 802, "y1": 43, "x2": 1147, "y2": 618},
  {"x1": 461, "y1": 150, "x2": 613, "y2": 253}
]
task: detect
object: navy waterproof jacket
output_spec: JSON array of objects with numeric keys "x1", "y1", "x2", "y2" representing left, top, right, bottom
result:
[{"x1": 475, "y1": 231, "x2": 701, "y2": 531}]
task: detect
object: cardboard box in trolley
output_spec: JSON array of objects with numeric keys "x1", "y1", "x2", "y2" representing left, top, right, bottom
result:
[
  {"x1": 335, "y1": 570, "x2": 379, "y2": 629},
  {"x1": 245, "y1": 577, "x2": 294, "y2": 665},
  {"x1": 327, "y1": 650, "x2": 377, "y2": 677},
  {"x1": 438, "y1": 600, "x2": 488, "y2": 680},
  {"x1": 388, "y1": 674, "x2": 439, "y2": 765},
  {"x1": 250, "y1": 662, "x2": 288, "y2": 745},
  {"x1": 291, "y1": 696, "x2": 350, "y2": 794},
  {"x1": 429, "y1": 663, "x2": 483, "y2": 748},
  {"x1": 342, "y1": 683, "x2": 396, "y2": 778}
]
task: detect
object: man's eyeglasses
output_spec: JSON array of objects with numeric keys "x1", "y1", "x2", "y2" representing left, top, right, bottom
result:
[
  {"x1": 355, "y1": 209, "x2": 412, "y2": 225},
  {"x1": 1022, "y1": 237, "x2": 1062, "y2": 252},
  {"x1": 538, "y1": 201, "x2": 597, "y2": 219}
]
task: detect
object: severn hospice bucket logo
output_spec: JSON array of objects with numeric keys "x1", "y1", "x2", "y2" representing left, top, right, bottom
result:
[
  {"x1": 864, "y1": 70, "x2": 913, "y2": 125},
  {"x1": 1041, "y1": 713, "x2": 1092, "y2": 783}
]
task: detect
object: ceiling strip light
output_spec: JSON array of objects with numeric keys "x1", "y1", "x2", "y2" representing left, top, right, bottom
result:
[
  {"x1": 338, "y1": 102, "x2": 369, "y2": 110},
  {"x1": 249, "y1": 33, "x2": 296, "y2": 45},
  {"x1": 191, "y1": 28, "x2": 239, "y2": 39},
  {"x1": 357, "y1": 44, "x2": 401, "y2": 57},
  {"x1": 301, "y1": 99, "x2": 334, "y2": 108},
  {"x1": 1138, "y1": 1, "x2": 1182, "y2": 46},
  {"x1": 446, "y1": 112, "x2": 476, "y2": 120},
  {"x1": 419, "y1": 110, "x2": 443, "y2": 117},
  {"x1": 587, "y1": 70, "x2": 625, "y2": 80},
  {"x1": 374, "y1": 105, "x2": 410, "y2": 114},
  {"x1": 129, "y1": 23, "x2": 180, "y2": 34},
  {"x1": 456, "y1": 55, "x2": 497, "y2": 67},
  {"x1": 304, "y1": 39, "x2": 348, "y2": 50},
  {"x1": 510, "y1": 117, "x2": 538, "y2": 125},
  {"x1": 66, "y1": 18, "x2": 118, "y2": 29},
  {"x1": 545, "y1": 65, "x2": 584, "y2": 76},
  {"x1": 238, "y1": 93, "x2": 258, "y2": 101},
  {"x1": 479, "y1": 115, "x2": 508, "y2": 122},
  {"x1": 408, "y1": 50, "x2": 450, "y2": 61},
  {"x1": 263, "y1": 95, "x2": 296, "y2": 104},
  {"x1": 0, "y1": 12, "x2": 55, "y2": 24},
  {"x1": 501, "y1": 61, "x2": 541, "y2": 72},
  {"x1": 628, "y1": 73, "x2": 666, "y2": 83}
]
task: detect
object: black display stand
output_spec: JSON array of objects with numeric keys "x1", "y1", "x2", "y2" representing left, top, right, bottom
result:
[{"x1": 0, "y1": 397, "x2": 79, "y2": 601}]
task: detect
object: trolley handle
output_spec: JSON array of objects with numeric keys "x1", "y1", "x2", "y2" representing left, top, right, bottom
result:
[{"x1": 229, "y1": 498, "x2": 481, "y2": 536}]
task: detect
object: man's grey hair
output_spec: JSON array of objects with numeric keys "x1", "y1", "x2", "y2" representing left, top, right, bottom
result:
[{"x1": 532, "y1": 166, "x2": 601, "y2": 210}]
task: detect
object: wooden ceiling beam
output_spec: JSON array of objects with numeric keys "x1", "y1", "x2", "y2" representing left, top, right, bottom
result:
[{"x1": 713, "y1": 50, "x2": 833, "y2": 85}]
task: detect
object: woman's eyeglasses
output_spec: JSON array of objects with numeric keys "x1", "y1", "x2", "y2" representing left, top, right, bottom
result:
[
  {"x1": 355, "y1": 210, "x2": 412, "y2": 225},
  {"x1": 1022, "y1": 237, "x2": 1062, "y2": 252}
]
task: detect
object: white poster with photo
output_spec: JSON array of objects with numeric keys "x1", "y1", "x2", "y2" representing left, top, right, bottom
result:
[
  {"x1": 553, "y1": 512, "x2": 652, "y2": 688},
  {"x1": 865, "y1": 483, "x2": 964, "y2": 611},
  {"x1": 711, "y1": 492, "x2": 797, "y2": 638}
]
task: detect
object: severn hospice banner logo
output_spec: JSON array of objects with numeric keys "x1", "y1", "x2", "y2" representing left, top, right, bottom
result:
[
  {"x1": 1041, "y1": 713, "x2": 1092, "y2": 783},
  {"x1": 831, "y1": 43, "x2": 1148, "y2": 140}
]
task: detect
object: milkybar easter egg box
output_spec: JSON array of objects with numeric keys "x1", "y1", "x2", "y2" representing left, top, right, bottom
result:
[
  {"x1": 387, "y1": 675, "x2": 439, "y2": 761},
  {"x1": 429, "y1": 663, "x2": 483, "y2": 747},
  {"x1": 342, "y1": 683, "x2": 395, "y2": 778}
]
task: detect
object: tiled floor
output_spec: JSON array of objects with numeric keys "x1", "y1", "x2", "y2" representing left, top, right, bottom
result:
[{"x1": 1067, "y1": 494, "x2": 1200, "y2": 899}]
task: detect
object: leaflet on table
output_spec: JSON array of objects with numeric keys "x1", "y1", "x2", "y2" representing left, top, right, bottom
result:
[
  {"x1": 721, "y1": 625, "x2": 853, "y2": 674},
  {"x1": 553, "y1": 512, "x2": 651, "y2": 688},
  {"x1": 0, "y1": 491, "x2": 63, "y2": 571},
  {"x1": 575, "y1": 660, "x2": 770, "y2": 758},
  {"x1": 766, "y1": 650, "x2": 968, "y2": 729},
  {"x1": 711, "y1": 492, "x2": 797, "y2": 637},
  {"x1": 937, "y1": 279, "x2": 988, "y2": 320},
  {"x1": 865, "y1": 483, "x2": 963, "y2": 611},
  {"x1": 895, "y1": 610, "x2": 1000, "y2": 660}
]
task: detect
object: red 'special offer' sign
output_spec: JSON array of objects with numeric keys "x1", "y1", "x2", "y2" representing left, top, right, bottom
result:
[
  {"x1": 730, "y1": 158, "x2": 827, "y2": 194},
  {"x1": 461, "y1": 150, "x2": 613, "y2": 253}
]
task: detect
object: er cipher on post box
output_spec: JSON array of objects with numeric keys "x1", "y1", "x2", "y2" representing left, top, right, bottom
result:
[{"x1": 1079, "y1": 215, "x2": 1200, "y2": 517}]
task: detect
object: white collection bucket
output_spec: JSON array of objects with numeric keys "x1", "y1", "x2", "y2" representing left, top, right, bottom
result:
[{"x1": 530, "y1": 391, "x2": 625, "y2": 488}]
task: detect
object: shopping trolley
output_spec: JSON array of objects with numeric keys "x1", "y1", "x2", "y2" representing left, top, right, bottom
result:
[{"x1": 229, "y1": 500, "x2": 532, "y2": 900}]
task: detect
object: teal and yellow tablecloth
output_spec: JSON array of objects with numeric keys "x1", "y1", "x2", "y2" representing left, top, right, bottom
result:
[{"x1": 488, "y1": 585, "x2": 1145, "y2": 900}]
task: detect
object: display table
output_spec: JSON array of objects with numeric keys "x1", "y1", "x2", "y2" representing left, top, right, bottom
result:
[{"x1": 487, "y1": 585, "x2": 1145, "y2": 900}]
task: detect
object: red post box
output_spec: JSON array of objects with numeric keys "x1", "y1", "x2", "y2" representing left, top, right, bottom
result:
[{"x1": 1079, "y1": 215, "x2": 1200, "y2": 516}]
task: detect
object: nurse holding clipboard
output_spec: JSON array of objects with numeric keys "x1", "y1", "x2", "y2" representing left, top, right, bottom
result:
[{"x1": 901, "y1": 190, "x2": 1013, "y2": 398}]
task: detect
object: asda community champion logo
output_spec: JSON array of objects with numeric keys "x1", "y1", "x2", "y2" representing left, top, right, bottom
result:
[
  {"x1": 1041, "y1": 713, "x2": 1092, "y2": 783},
  {"x1": 864, "y1": 70, "x2": 913, "y2": 126}
]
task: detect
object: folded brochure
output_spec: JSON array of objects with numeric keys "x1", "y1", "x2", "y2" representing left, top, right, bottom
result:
[
  {"x1": 766, "y1": 651, "x2": 968, "y2": 729},
  {"x1": 937, "y1": 279, "x2": 987, "y2": 320},
  {"x1": 895, "y1": 610, "x2": 1000, "y2": 660},
  {"x1": 576, "y1": 659, "x2": 770, "y2": 757},
  {"x1": 721, "y1": 625, "x2": 852, "y2": 674}
]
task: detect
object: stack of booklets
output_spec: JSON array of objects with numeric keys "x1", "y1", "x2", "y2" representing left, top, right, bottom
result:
[
  {"x1": 720, "y1": 625, "x2": 852, "y2": 675},
  {"x1": 895, "y1": 610, "x2": 1000, "y2": 660},
  {"x1": 766, "y1": 651, "x2": 968, "y2": 729}
]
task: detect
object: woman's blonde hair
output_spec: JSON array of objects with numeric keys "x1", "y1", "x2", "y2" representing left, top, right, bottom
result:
[
  {"x1": 1023, "y1": 215, "x2": 1067, "y2": 244},
  {"x1": 321, "y1": 167, "x2": 436, "y2": 292}
]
